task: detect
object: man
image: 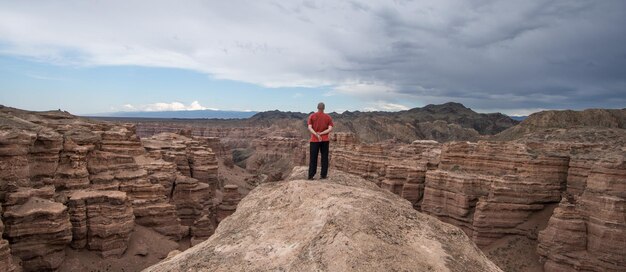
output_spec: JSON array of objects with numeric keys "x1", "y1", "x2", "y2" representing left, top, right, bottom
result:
[{"x1": 307, "y1": 102, "x2": 334, "y2": 180}]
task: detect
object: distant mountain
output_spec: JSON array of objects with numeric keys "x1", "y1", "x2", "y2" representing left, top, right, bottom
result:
[
  {"x1": 509, "y1": 116, "x2": 528, "y2": 121},
  {"x1": 93, "y1": 102, "x2": 521, "y2": 143},
  {"x1": 247, "y1": 102, "x2": 520, "y2": 142},
  {"x1": 89, "y1": 110, "x2": 258, "y2": 119}
]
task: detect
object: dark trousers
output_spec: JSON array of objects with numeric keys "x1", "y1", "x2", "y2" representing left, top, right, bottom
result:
[{"x1": 308, "y1": 141, "x2": 329, "y2": 179}]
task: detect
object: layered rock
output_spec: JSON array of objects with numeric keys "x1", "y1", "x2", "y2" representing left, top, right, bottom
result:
[
  {"x1": 331, "y1": 132, "x2": 359, "y2": 148},
  {"x1": 145, "y1": 167, "x2": 501, "y2": 272},
  {"x1": 216, "y1": 185, "x2": 241, "y2": 223},
  {"x1": 245, "y1": 137, "x2": 307, "y2": 178},
  {"x1": 1, "y1": 107, "x2": 224, "y2": 270},
  {"x1": 538, "y1": 152, "x2": 626, "y2": 271},
  {"x1": 333, "y1": 143, "x2": 387, "y2": 183},
  {"x1": 190, "y1": 214, "x2": 215, "y2": 246},
  {"x1": 188, "y1": 148, "x2": 218, "y2": 188},
  {"x1": 27, "y1": 128, "x2": 63, "y2": 188},
  {"x1": 87, "y1": 149, "x2": 186, "y2": 240},
  {"x1": 0, "y1": 126, "x2": 37, "y2": 201},
  {"x1": 66, "y1": 190, "x2": 134, "y2": 258},
  {"x1": 0, "y1": 205, "x2": 20, "y2": 272},
  {"x1": 172, "y1": 175, "x2": 211, "y2": 226},
  {"x1": 332, "y1": 135, "x2": 440, "y2": 206},
  {"x1": 3, "y1": 197, "x2": 72, "y2": 271},
  {"x1": 566, "y1": 155, "x2": 596, "y2": 196},
  {"x1": 400, "y1": 166, "x2": 427, "y2": 209},
  {"x1": 135, "y1": 155, "x2": 178, "y2": 197},
  {"x1": 422, "y1": 141, "x2": 570, "y2": 247},
  {"x1": 99, "y1": 124, "x2": 145, "y2": 156},
  {"x1": 380, "y1": 165, "x2": 407, "y2": 195},
  {"x1": 142, "y1": 133, "x2": 192, "y2": 177},
  {"x1": 142, "y1": 132, "x2": 219, "y2": 189}
]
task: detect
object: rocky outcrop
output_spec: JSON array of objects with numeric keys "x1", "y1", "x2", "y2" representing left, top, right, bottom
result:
[
  {"x1": 0, "y1": 205, "x2": 20, "y2": 272},
  {"x1": 244, "y1": 137, "x2": 307, "y2": 178},
  {"x1": 142, "y1": 132, "x2": 219, "y2": 189},
  {"x1": 171, "y1": 175, "x2": 211, "y2": 226},
  {"x1": 538, "y1": 152, "x2": 626, "y2": 272},
  {"x1": 332, "y1": 136, "x2": 440, "y2": 206},
  {"x1": 331, "y1": 132, "x2": 359, "y2": 148},
  {"x1": 422, "y1": 141, "x2": 570, "y2": 247},
  {"x1": 0, "y1": 107, "x2": 223, "y2": 270},
  {"x1": 144, "y1": 167, "x2": 501, "y2": 272},
  {"x1": 3, "y1": 197, "x2": 72, "y2": 271},
  {"x1": 190, "y1": 214, "x2": 215, "y2": 247},
  {"x1": 0, "y1": 125, "x2": 37, "y2": 202},
  {"x1": 216, "y1": 184, "x2": 241, "y2": 223},
  {"x1": 66, "y1": 190, "x2": 134, "y2": 258},
  {"x1": 87, "y1": 150, "x2": 187, "y2": 240}
]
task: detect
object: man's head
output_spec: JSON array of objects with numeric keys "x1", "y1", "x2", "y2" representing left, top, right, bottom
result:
[{"x1": 317, "y1": 102, "x2": 325, "y2": 112}]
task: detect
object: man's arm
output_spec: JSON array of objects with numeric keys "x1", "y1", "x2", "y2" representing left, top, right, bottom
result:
[
  {"x1": 308, "y1": 125, "x2": 322, "y2": 141},
  {"x1": 319, "y1": 125, "x2": 333, "y2": 135}
]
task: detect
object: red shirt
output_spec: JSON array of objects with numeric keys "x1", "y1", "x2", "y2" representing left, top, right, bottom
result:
[{"x1": 307, "y1": 112, "x2": 334, "y2": 142}]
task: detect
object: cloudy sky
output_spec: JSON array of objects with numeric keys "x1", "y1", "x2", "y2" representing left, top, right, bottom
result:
[{"x1": 0, "y1": 0, "x2": 624, "y2": 115}]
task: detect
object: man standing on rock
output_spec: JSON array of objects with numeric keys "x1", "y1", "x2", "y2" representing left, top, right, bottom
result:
[{"x1": 307, "y1": 102, "x2": 334, "y2": 180}]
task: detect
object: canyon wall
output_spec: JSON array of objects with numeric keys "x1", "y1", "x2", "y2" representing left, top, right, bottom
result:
[
  {"x1": 331, "y1": 132, "x2": 625, "y2": 272},
  {"x1": 0, "y1": 108, "x2": 242, "y2": 271}
]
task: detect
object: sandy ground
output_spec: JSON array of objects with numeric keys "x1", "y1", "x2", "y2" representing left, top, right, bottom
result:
[
  {"x1": 58, "y1": 226, "x2": 190, "y2": 272},
  {"x1": 217, "y1": 158, "x2": 256, "y2": 196},
  {"x1": 483, "y1": 204, "x2": 557, "y2": 272}
]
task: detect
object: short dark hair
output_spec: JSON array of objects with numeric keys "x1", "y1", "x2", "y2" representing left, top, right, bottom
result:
[{"x1": 317, "y1": 102, "x2": 325, "y2": 110}]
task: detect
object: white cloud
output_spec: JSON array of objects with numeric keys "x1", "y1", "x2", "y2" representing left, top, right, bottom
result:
[
  {"x1": 121, "y1": 101, "x2": 217, "y2": 112},
  {"x1": 364, "y1": 101, "x2": 410, "y2": 112}
]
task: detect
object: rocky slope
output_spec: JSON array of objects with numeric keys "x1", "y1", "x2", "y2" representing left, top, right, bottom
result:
[
  {"x1": 144, "y1": 167, "x2": 501, "y2": 272},
  {"x1": 495, "y1": 108, "x2": 626, "y2": 141}
]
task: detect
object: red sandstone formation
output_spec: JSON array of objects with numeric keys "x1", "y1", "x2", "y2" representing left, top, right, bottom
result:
[
  {"x1": 142, "y1": 132, "x2": 219, "y2": 190},
  {"x1": 66, "y1": 190, "x2": 134, "y2": 258},
  {"x1": 190, "y1": 214, "x2": 215, "y2": 246},
  {"x1": 424, "y1": 141, "x2": 570, "y2": 247},
  {"x1": 245, "y1": 137, "x2": 307, "y2": 176},
  {"x1": 3, "y1": 105, "x2": 625, "y2": 272},
  {"x1": 217, "y1": 184, "x2": 242, "y2": 223},
  {"x1": 172, "y1": 175, "x2": 212, "y2": 226},
  {"x1": 0, "y1": 205, "x2": 20, "y2": 272},
  {"x1": 3, "y1": 197, "x2": 72, "y2": 271},
  {"x1": 329, "y1": 131, "x2": 625, "y2": 271},
  {"x1": 0, "y1": 107, "x2": 224, "y2": 271},
  {"x1": 538, "y1": 152, "x2": 626, "y2": 271},
  {"x1": 332, "y1": 134, "x2": 440, "y2": 193}
]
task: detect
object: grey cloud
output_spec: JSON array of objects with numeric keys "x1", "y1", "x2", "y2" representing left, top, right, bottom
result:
[{"x1": 0, "y1": 0, "x2": 624, "y2": 113}]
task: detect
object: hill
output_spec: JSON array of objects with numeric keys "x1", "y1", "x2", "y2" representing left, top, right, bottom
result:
[
  {"x1": 495, "y1": 108, "x2": 626, "y2": 142},
  {"x1": 144, "y1": 167, "x2": 501, "y2": 272}
]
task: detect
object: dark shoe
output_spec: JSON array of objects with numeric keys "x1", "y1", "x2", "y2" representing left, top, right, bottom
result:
[
  {"x1": 320, "y1": 176, "x2": 327, "y2": 179},
  {"x1": 307, "y1": 177, "x2": 314, "y2": 180}
]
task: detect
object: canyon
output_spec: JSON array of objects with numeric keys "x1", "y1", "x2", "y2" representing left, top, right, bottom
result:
[{"x1": 1, "y1": 104, "x2": 625, "y2": 272}]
